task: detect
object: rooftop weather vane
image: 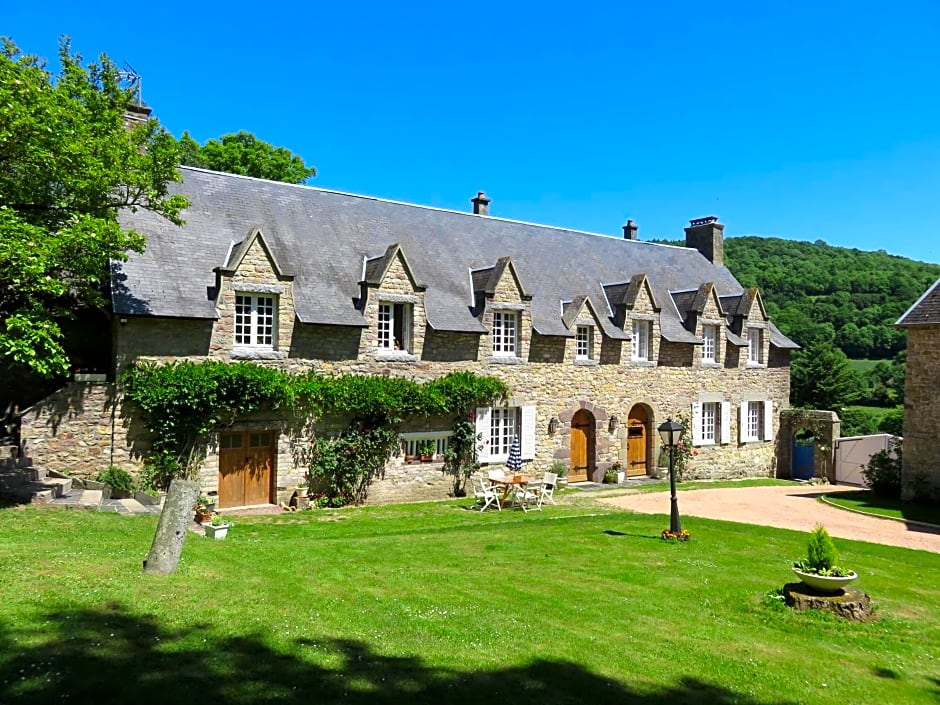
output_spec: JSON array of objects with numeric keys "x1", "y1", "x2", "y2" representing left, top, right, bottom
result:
[{"x1": 116, "y1": 62, "x2": 142, "y2": 105}]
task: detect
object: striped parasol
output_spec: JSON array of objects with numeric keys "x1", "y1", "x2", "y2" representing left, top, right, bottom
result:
[{"x1": 506, "y1": 435, "x2": 523, "y2": 473}]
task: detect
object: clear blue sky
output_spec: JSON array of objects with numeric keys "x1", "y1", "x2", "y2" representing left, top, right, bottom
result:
[{"x1": 6, "y1": 1, "x2": 940, "y2": 263}]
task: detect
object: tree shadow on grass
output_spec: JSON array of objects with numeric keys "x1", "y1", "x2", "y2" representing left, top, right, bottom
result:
[{"x1": 0, "y1": 604, "x2": 800, "y2": 705}]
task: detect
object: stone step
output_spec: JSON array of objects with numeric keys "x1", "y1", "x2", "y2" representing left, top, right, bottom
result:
[
  {"x1": 117, "y1": 498, "x2": 148, "y2": 514},
  {"x1": 78, "y1": 489, "x2": 103, "y2": 509}
]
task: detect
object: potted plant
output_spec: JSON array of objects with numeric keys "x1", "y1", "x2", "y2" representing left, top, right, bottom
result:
[
  {"x1": 296, "y1": 479, "x2": 309, "y2": 498},
  {"x1": 603, "y1": 469, "x2": 618, "y2": 484},
  {"x1": 419, "y1": 440, "x2": 435, "y2": 462},
  {"x1": 609, "y1": 461, "x2": 625, "y2": 484},
  {"x1": 194, "y1": 495, "x2": 213, "y2": 523},
  {"x1": 203, "y1": 512, "x2": 232, "y2": 540},
  {"x1": 792, "y1": 524, "x2": 858, "y2": 593},
  {"x1": 550, "y1": 460, "x2": 569, "y2": 487}
]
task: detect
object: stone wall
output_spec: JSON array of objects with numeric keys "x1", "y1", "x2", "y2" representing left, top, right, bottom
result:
[
  {"x1": 19, "y1": 382, "x2": 152, "y2": 479},
  {"x1": 902, "y1": 326, "x2": 940, "y2": 502}
]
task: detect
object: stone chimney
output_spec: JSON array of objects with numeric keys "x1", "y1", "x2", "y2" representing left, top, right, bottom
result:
[
  {"x1": 622, "y1": 219, "x2": 638, "y2": 240},
  {"x1": 123, "y1": 103, "x2": 152, "y2": 130},
  {"x1": 471, "y1": 191, "x2": 491, "y2": 216},
  {"x1": 684, "y1": 216, "x2": 724, "y2": 267}
]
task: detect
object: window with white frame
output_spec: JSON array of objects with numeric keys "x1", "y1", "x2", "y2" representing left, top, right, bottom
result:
[
  {"x1": 631, "y1": 320, "x2": 652, "y2": 361},
  {"x1": 692, "y1": 400, "x2": 731, "y2": 446},
  {"x1": 747, "y1": 401, "x2": 763, "y2": 440},
  {"x1": 492, "y1": 311, "x2": 518, "y2": 356},
  {"x1": 377, "y1": 302, "x2": 413, "y2": 352},
  {"x1": 576, "y1": 326, "x2": 592, "y2": 360},
  {"x1": 475, "y1": 406, "x2": 536, "y2": 463},
  {"x1": 702, "y1": 324, "x2": 718, "y2": 362},
  {"x1": 739, "y1": 399, "x2": 773, "y2": 442},
  {"x1": 701, "y1": 402, "x2": 718, "y2": 444},
  {"x1": 235, "y1": 295, "x2": 275, "y2": 347},
  {"x1": 747, "y1": 328, "x2": 762, "y2": 364},
  {"x1": 490, "y1": 407, "x2": 517, "y2": 458}
]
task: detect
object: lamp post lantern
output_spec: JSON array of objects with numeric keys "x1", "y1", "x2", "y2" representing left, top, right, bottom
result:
[{"x1": 657, "y1": 417, "x2": 684, "y2": 534}]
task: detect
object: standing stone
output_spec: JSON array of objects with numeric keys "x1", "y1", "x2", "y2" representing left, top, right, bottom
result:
[{"x1": 143, "y1": 479, "x2": 200, "y2": 575}]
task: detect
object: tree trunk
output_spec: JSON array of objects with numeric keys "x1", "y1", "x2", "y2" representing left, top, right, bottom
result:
[{"x1": 143, "y1": 478, "x2": 200, "y2": 575}]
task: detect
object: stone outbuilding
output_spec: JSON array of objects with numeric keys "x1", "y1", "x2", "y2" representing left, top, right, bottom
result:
[
  {"x1": 896, "y1": 278, "x2": 940, "y2": 503},
  {"x1": 20, "y1": 169, "x2": 799, "y2": 507}
]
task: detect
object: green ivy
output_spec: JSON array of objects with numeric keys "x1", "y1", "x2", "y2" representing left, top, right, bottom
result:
[{"x1": 122, "y1": 361, "x2": 508, "y2": 500}]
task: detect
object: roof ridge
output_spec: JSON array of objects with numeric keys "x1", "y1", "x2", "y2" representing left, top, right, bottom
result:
[{"x1": 178, "y1": 166, "x2": 697, "y2": 250}]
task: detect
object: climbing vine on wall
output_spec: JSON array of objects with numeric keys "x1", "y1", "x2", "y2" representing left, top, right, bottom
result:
[{"x1": 122, "y1": 361, "x2": 507, "y2": 500}]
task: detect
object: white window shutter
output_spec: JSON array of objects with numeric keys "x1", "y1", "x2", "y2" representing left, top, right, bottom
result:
[
  {"x1": 521, "y1": 406, "x2": 536, "y2": 459},
  {"x1": 720, "y1": 401, "x2": 731, "y2": 445},
  {"x1": 690, "y1": 402, "x2": 703, "y2": 447},
  {"x1": 739, "y1": 401, "x2": 749, "y2": 443},
  {"x1": 763, "y1": 400, "x2": 774, "y2": 441},
  {"x1": 475, "y1": 407, "x2": 491, "y2": 463}
]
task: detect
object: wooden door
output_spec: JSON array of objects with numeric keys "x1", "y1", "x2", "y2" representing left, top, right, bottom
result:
[
  {"x1": 218, "y1": 430, "x2": 275, "y2": 508},
  {"x1": 627, "y1": 405, "x2": 649, "y2": 477},
  {"x1": 570, "y1": 410, "x2": 595, "y2": 482}
]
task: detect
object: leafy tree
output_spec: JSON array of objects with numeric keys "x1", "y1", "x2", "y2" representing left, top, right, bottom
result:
[
  {"x1": 175, "y1": 130, "x2": 316, "y2": 184},
  {"x1": 790, "y1": 340, "x2": 859, "y2": 409},
  {"x1": 0, "y1": 38, "x2": 186, "y2": 377}
]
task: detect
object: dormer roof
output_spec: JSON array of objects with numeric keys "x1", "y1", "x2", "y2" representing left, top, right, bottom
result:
[
  {"x1": 360, "y1": 243, "x2": 427, "y2": 290},
  {"x1": 214, "y1": 228, "x2": 294, "y2": 279}
]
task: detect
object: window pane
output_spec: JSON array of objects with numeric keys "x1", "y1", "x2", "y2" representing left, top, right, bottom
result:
[
  {"x1": 377, "y1": 304, "x2": 392, "y2": 349},
  {"x1": 702, "y1": 402, "x2": 716, "y2": 442},
  {"x1": 493, "y1": 312, "x2": 517, "y2": 355}
]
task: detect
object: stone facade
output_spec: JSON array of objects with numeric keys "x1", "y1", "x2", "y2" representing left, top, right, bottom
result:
[
  {"x1": 20, "y1": 199, "x2": 794, "y2": 505},
  {"x1": 901, "y1": 326, "x2": 940, "y2": 502}
]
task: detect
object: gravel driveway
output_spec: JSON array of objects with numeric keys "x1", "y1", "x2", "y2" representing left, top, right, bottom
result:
[{"x1": 598, "y1": 484, "x2": 940, "y2": 554}]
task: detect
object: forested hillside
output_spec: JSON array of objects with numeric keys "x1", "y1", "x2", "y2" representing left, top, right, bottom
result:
[
  {"x1": 654, "y1": 235, "x2": 940, "y2": 432},
  {"x1": 724, "y1": 237, "x2": 940, "y2": 358}
]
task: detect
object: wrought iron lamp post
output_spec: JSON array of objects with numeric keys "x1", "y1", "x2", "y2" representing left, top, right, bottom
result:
[{"x1": 657, "y1": 417, "x2": 684, "y2": 534}]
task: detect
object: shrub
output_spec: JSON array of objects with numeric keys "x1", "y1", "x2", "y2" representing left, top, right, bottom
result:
[
  {"x1": 878, "y1": 406, "x2": 904, "y2": 436},
  {"x1": 861, "y1": 439, "x2": 902, "y2": 499},
  {"x1": 549, "y1": 460, "x2": 568, "y2": 478},
  {"x1": 794, "y1": 524, "x2": 850, "y2": 576},
  {"x1": 96, "y1": 465, "x2": 135, "y2": 495},
  {"x1": 839, "y1": 407, "x2": 880, "y2": 437}
]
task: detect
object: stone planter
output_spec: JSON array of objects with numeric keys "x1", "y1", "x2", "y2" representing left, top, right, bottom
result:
[
  {"x1": 203, "y1": 522, "x2": 231, "y2": 540},
  {"x1": 791, "y1": 567, "x2": 858, "y2": 593}
]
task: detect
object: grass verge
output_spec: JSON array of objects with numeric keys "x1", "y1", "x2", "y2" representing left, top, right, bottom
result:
[
  {"x1": 822, "y1": 490, "x2": 940, "y2": 527},
  {"x1": 1, "y1": 499, "x2": 939, "y2": 705}
]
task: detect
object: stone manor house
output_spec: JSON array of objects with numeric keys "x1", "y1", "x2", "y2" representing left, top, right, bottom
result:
[{"x1": 21, "y1": 168, "x2": 798, "y2": 507}]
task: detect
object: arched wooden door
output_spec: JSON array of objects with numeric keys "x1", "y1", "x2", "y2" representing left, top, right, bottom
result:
[
  {"x1": 627, "y1": 405, "x2": 649, "y2": 477},
  {"x1": 570, "y1": 410, "x2": 595, "y2": 482}
]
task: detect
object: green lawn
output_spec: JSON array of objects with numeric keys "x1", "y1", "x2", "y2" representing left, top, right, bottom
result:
[
  {"x1": 823, "y1": 490, "x2": 940, "y2": 526},
  {"x1": 2, "y1": 499, "x2": 939, "y2": 705}
]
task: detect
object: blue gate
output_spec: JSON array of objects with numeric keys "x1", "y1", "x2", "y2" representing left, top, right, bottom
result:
[{"x1": 792, "y1": 438, "x2": 815, "y2": 480}]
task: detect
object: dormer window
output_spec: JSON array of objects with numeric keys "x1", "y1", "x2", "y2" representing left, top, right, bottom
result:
[
  {"x1": 747, "y1": 328, "x2": 763, "y2": 364},
  {"x1": 576, "y1": 326, "x2": 593, "y2": 360},
  {"x1": 702, "y1": 325, "x2": 718, "y2": 363},
  {"x1": 492, "y1": 311, "x2": 518, "y2": 356},
  {"x1": 631, "y1": 320, "x2": 652, "y2": 361},
  {"x1": 235, "y1": 295, "x2": 275, "y2": 347},
  {"x1": 377, "y1": 302, "x2": 413, "y2": 352}
]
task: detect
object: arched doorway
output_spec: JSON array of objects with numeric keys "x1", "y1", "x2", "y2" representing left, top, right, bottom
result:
[
  {"x1": 570, "y1": 409, "x2": 595, "y2": 482},
  {"x1": 627, "y1": 405, "x2": 651, "y2": 477},
  {"x1": 792, "y1": 428, "x2": 815, "y2": 480}
]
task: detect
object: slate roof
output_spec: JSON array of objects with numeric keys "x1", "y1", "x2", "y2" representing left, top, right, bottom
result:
[
  {"x1": 896, "y1": 277, "x2": 940, "y2": 326},
  {"x1": 113, "y1": 167, "x2": 798, "y2": 348}
]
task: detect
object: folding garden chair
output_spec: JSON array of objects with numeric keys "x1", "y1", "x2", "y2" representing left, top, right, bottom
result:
[
  {"x1": 531, "y1": 471, "x2": 558, "y2": 508},
  {"x1": 472, "y1": 476, "x2": 501, "y2": 511}
]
